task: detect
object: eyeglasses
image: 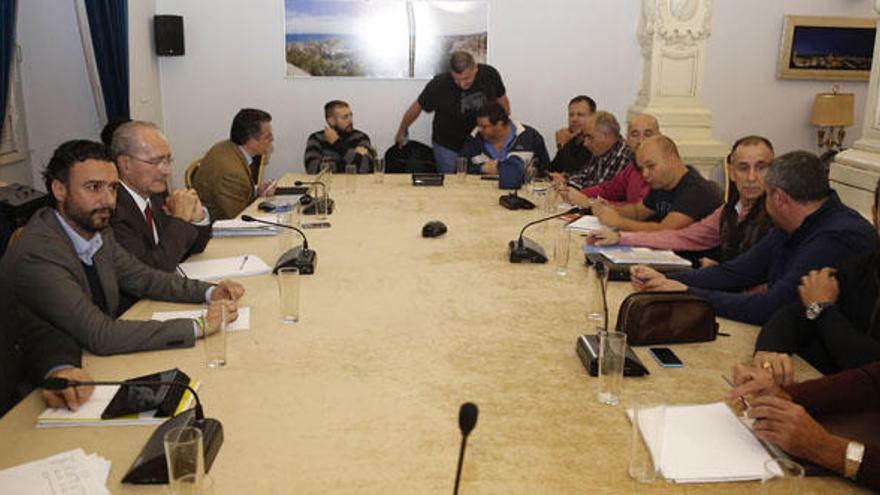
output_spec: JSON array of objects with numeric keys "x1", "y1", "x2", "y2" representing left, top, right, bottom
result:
[{"x1": 127, "y1": 153, "x2": 173, "y2": 166}]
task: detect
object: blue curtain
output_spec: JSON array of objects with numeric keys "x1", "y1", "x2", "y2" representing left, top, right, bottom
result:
[
  {"x1": 85, "y1": 0, "x2": 129, "y2": 120},
  {"x1": 0, "y1": 0, "x2": 17, "y2": 135}
]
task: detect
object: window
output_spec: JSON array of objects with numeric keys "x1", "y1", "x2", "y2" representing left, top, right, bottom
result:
[{"x1": 0, "y1": 45, "x2": 28, "y2": 166}]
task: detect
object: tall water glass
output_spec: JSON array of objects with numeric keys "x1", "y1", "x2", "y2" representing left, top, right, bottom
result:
[
  {"x1": 277, "y1": 267, "x2": 300, "y2": 323},
  {"x1": 374, "y1": 157, "x2": 385, "y2": 183},
  {"x1": 164, "y1": 426, "x2": 205, "y2": 495},
  {"x1": 597, "y1": 330, "x2": 626, "y2": 405},
  {"x1": 345, "y1": 163, "x2": 357, "y2": 194},
  {"x1": 456, "y1": 157, "x2": 468, "y2": 183},
  {"x1": 586, "y1": 264, "x2": 609, "y2": 325},
  {"x1": 204, "y1": 303, "x2": 227, "y2": 368},
  {"x1": 554, "y1": 223, "x2": 570, "y2": 276},
  {"x1": 761, "y1": 458, "x2": 804, "y2": 495},
  {"x1": 628, "y1": 396, "x2": 665, "y2": 483}
]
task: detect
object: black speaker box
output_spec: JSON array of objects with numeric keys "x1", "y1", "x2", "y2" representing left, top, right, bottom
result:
[{"x1": 154, "y1": 15, "x2": 184, "y2": 56}]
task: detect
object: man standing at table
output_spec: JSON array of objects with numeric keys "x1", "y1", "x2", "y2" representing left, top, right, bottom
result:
[
  {"x1": 110, "y1": 121, "x2": 211, "y2": 272},
  {"x1": 548, "y1": 95, "x2": 596, "y2": 175},
  {"x1": 193, "y1": 108, "x2": 277, "y2": 220},
  {"x1": 304, "y1": 100, "x2": 375, "y2": 174},
  {"x1": 395, "y1": 51, "x2": 509, "y2": 173},
  {"x1": 460, "y1": 101, "x2": 549, "y2": 189},
  {"x1": 0, "y1": 140, "x2": 242, "y2": 356}
]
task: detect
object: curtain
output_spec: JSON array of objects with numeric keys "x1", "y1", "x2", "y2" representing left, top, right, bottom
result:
[
  {"x1": 84, "y1": 0, "x2": 129, "y2": 121},
  {"x1": 0, "y1": 0, "x2": 17, "y2": 135}
]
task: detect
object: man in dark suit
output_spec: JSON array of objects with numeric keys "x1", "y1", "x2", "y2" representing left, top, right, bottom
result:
[
  {"x1": 0, "y1": 323, "x2": 94, "y2": 417},
  {"x1": 0, "y1": 140, "x2": 242, "y2": 356},
  {"x1": 109, "y1": 121, "x2": 211, "y2": 273}
]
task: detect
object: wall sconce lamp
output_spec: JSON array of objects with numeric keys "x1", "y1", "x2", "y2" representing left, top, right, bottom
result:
[{"x1": 810, "y1": 85, "x2": 854, "y2": 151}]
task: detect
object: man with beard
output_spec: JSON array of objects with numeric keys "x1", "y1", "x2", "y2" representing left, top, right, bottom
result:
[
  {"x1": 0, "y1": 140, "x2": 243, "y2": 356},
  {"x1": 548, "y1": 95, "x2": 596, "y2": 175},
  {"x1": 304, "y1": 100, "x2": 375, "y2": 174}
]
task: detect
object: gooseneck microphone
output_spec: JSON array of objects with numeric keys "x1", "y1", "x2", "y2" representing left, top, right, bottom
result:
[
  {"x1": 43, "y1": 374, "x2": 224, "y2": 484},
  {"x1": 294, "y1": 180, "x2": 334, "y2": 215},
  {"x1": 595, "y1": 261, "x2": 609, "y2": 329},
  {"x1": 508, "y1": 206, "x2": 584, "y2": 263},
  {"x1": 241, "y1": 214, "x2": 317, "y2": 274},
  {"x1": 454, "y1": 402, "x2": 479, "y2": 495}
]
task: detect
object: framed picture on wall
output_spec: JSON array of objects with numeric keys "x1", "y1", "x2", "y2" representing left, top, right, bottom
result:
[
  {"x1": 284, "y1": 0, "x2": 488, "y2": 78},
  {"x1": 777, "y1": 15, "x2": 876, "y2": 81}
]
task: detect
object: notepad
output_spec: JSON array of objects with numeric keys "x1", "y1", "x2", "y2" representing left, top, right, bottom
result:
[
  {"x1": 627, "y1": 402, "x2": 775, "y2": 483},
  {"x1": 152, "y1": 307, "x2": 250, "y2": 332},
  {"x1": 599, "y1": 248, "x2": 692, "y2": 266},
  {"x1": 36, "y1": 381, "x2": 197, "y2": 428},
  {"x1": 178, "y1": 255, "x2": 271, "y2": 280},
  {"x1": 564, "y1": 214, "x2": 606, "y2": 233},
  {"x1": 0, "y1": 448, "x2": 111, "y2": 495}
]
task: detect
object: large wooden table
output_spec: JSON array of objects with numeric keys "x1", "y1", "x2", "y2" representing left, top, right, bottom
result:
[{"x1": 0, "y1": 174, "x2": 867, "y2": 493}]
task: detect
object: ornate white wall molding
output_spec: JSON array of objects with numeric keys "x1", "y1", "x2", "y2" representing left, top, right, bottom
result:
[{"x1": 629, "y1": 0, "x2": 726, "y2": 174}]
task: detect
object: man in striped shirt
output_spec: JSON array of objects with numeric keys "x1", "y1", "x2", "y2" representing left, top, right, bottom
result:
[{"x1": 304, "y1": 100, "x2": 375, "y2": 174}]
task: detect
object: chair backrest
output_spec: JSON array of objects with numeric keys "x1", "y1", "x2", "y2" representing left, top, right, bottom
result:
[
  {"x1": 185, "y1": 158, "x2": 202, "y2": 188},
  {"x1": 384, "y1": 140, "x2": 436, "y2": 173}
]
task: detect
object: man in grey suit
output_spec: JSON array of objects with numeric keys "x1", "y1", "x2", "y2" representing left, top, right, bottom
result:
[{"x1": 0, "y1": 140, "x2": 243, "y2": 356}]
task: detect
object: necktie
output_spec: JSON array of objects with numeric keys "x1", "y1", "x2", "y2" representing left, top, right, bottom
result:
[
  {"x1": 144, "y1": 204, "x2": 155, "y2": 243},
  {"x1": 249, "y1": 156, "x2": 261, "y2": 186}
]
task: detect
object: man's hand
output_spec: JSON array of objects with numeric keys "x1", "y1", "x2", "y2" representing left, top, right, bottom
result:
[
  {"x1": 354, "y1": 146, "x2": 369, "y2": 156},
  {"x1": 42, "y1": 367, "x2": 94, "y2": 412},
  {"x1": 481, "y1": 160, "x2": 499, "y2": 175},
  {"x1": 204, "y1": 300, "x2": 238, "y2": 336},
  {"x1": 587, "y1": 228, "x2": 620, "y2": 246},
  {"x1": 559, "y1": 187, "x2": 590, "y2": 207},
  {"x1": 189, "y1": 192, "x2": 206, "y2": 223},
  {"x1": 593, "y1": 203, "x2": 625, "y2": 229},
  {"x1": 324, "y1": 125, "x2": 340, "y2": 145},
  {"x1": 728, "y1": 363, "x2": 790, "y2": 405},
  {"x1": 212, "y1": 280, "x2": 245, "y2": 301},
  {"x1": 748, "y1": 395, "x2": 842, "y2": 466},
  {"x1": 556, "y1": 127, "x2": 575, "y2": 147},
  {"x1": 165, "y1": 189, "x2": 196, "y2": 222},
  {"x1": 394, "y1": 130, "x2": 408, "y2": 147},
  {"x1": 753, "y1": 351, "x2": 796, "y2": 386},
  {"x1": 698, "y1": 257, "x2": 719, "y2": 268},
  {"x1": 548, "y1": 172, "x2": 567, "y2": 187},
  {"x1": 258, "y1": 180, "x2": 277, "y2": 197},
  {"x1": 629, "y1": 264, "x2": 687, "y2": 292},
  {"x1": 798, "y1": 267, "x2": 839, "y2": 307}
]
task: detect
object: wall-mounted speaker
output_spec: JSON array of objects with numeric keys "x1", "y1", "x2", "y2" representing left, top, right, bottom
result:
[{"x1": 154, "y1": 15, "x2": 184, "y2": 56}]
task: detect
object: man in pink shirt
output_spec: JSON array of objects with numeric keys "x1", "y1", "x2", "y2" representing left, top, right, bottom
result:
[
  {"x1": 559, "y1": 113, "x2": 656, "y2": 206},
  {"x1": 589, "y1": 136, "x2": 775, "y2": 267}
]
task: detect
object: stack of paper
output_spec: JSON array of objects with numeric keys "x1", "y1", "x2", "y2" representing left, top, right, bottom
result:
[
  {"x1": 564, "y1": 214, "x2": 606, "y2": 234},
  {"x1": 600, "y1": 247, "x2": 692, "y2": 266},
  {"x1": 37, "y1": 381, "x2": 197, "y2": 428},
  {"x1": 178, "y1": 255, "x2": 271, "y2": 280},
  {"x1": 629, "y1": 402, "x2": 775, "y2": 483},
  {"x1": 212, "y1": 214, "x2": 278, "y2": 237},
  {"x1": 0, "y1": 448, "x2": 111, "y2": 494},
  {"x1": 153, "y1": 307, "x2": 251, "y2": 331}
]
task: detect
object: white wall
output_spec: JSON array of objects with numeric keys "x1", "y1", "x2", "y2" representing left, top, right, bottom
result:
[
  {"x1": 705, "y1": 0, "x2": 875, "y2": 154},
  {"x1": 18, "y1": 0, "x2": 101, "y2": 189},
  {"x1": 129, "y1": 0, "x2": 164, "y2": 125}
]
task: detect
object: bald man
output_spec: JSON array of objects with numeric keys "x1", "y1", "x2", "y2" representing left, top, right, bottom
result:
[{"x1": 592, "y1": 135, "x2": 721, "y2": 232}]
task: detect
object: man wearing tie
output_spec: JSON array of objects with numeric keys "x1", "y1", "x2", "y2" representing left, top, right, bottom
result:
[{"x1": 193, "y1": 108, "x2": 277, "y2": 220}]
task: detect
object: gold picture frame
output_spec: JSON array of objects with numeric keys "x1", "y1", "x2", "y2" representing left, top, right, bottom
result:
[{"x1": 777, "y1": 15, "x2": 876, "y2": 81}]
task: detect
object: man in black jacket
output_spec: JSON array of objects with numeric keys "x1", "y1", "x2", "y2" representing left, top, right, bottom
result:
[{"x1": 1, "y1": 322, "x2": 93, "y2": 417}]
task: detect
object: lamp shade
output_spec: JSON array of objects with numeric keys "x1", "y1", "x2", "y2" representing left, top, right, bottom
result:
[{"x1": 810, "y1": 92, "x2": 854, "y2": 127}]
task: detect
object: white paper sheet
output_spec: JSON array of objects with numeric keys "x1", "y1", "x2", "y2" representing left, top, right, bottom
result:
[{"x1": 0, "y1": 449, "x2": 110, "y2": 494}]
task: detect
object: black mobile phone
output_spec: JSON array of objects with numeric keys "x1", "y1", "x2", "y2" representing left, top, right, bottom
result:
[
  {"x1": 301, "y1": 221, "x2": 331, "y2": 229},
  {"x1": 649, "y1": 347, "x2": 683, "y2": 368}
]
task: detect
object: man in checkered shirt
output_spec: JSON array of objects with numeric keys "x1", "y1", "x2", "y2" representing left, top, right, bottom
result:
[{"x1": 558, "y1": 111, "x2": 633, "y2": 190}]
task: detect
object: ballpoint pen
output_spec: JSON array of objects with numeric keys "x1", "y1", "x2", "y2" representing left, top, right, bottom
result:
[
  {"x1": 239, "y1": 255, "x2": 249, "y2": 271},
  {"x1": 721, "y1": 374, "x2": 790, "y2": 460}
]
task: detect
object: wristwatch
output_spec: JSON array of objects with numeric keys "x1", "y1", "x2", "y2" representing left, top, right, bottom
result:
[
  {"x1": 805, "y1": 301, "x2": 833, "y2": 320},
  {"x1": 845, "y1": 441, "x2": 865, "y2": 480}
]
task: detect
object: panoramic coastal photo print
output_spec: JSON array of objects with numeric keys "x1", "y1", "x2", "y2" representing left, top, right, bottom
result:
[
  {"x1": 284, "y1": 0, "x2": 488, "y2": 78},
  {"x1": 778, "y1": 15, "x2": 875, "y2": 81}
]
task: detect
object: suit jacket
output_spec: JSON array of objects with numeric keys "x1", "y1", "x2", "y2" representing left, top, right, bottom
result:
[
  {"x1": 0, "y1": 207, "x2": 214, "y2": 356},
  {"x1": 111, "y1": 186, "x2": 211, "y2": 272},
  {"x1": 0, "y1": 320, "x2": 81, "y2": 417},
  {"x1": 193, "y1": 139, "x2": 262, "y2": 220}
]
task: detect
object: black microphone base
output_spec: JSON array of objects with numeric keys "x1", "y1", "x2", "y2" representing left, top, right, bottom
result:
[
  {"x1": 123, "y1": 409, "x2": 224, "y2": 484},
  {"x1": 508, "y1": 236, "x2": 548, "y2": 263},
  {"x1": 273, "y1": 246, "x2": 317, "y2": 275},
  {"x1": 302, "y1": 197, "x2": 335, "y2": 215}
]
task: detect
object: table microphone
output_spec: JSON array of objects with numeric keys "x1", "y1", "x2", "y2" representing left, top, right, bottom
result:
[
  {"x1": 43, "y1": 376, "x2": 223, "y2": 484},
  {"x1": 294, "y1": 180, "x2": 335, "y2": 215},
  {"x1": 241, "y1": 214, "x2": 317, "y2": 274},
  {"x1": 453, "y1": 402, "x2": 479, "y2": 495},
  {"x1": 508, "y1": 206, "x2": 583, "y2": 263}
]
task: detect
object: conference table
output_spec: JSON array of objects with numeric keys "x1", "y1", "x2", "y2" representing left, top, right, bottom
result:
[{"x1": 0, "y1": 174, "x2": 868, "y2": 494}]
